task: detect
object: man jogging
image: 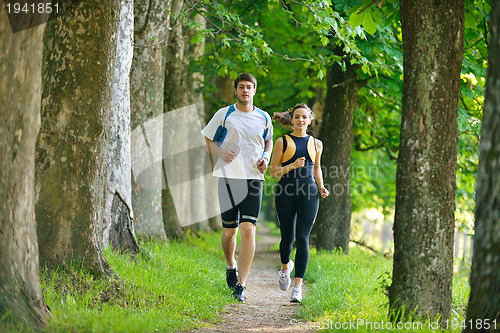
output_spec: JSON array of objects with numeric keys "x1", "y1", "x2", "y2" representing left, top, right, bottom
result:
[{"x1": 202, "y1": 73, "x2": 273, "y2": 303}]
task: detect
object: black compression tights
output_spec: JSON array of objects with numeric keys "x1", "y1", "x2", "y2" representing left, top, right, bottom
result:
[{"x1": 275, "y1": 181, "x2": 319, "y2": 279}]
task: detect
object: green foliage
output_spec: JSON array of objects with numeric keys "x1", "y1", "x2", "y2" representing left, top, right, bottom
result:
[
  {"x1": 186, "y1": 0, "x2": 489, "y2": 232},
  {"x1": 349, "y1": 0, "x2": 489, "y2": 232},
  {"x1": 347, "y1": 0, "x2": 390, "y2": 35},
  {"x1": 455, "y1": 0, "x2": 489, "y2": 230},
  {"x1": 350, "y1": 149, "x2": 396, "y2": 217},
  {"x1": 186, "y1": 0, "x2": 380, "y2": 79},
  {"x1": 347, "y1": 4, "x2": 403, "y2": 218},
  {"x1": 39, "y1": 233, "x2": 230, "y2": 332},
  {"x1": 300, "y1": 248, "x2": 470, "y2": 332}
]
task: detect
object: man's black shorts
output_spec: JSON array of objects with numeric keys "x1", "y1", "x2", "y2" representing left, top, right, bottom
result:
[{"x1": 218, "y1": 178, "x2": 263, "y2": 228}]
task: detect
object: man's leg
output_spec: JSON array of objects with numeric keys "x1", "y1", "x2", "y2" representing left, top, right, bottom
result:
[
  {"x1": 237, "y1": 222, "x2": 256, "y2": 286},
  {"x1": 221, "y1": 226, "x2": 238, "y2": 267},
  {"x1": 218, "y1": 177, "x2": 240, "y2": 267},
  {"x1": 218, "y1": 178, "x2": 241, "y2": 289},
  {"x1": 236, "y1": 179, "x2": 262, "y2": 286}
]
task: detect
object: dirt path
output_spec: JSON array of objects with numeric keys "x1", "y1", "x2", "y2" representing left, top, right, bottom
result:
[{"x1": 191, "y1": 225, "x2": 312, "y2": 333}]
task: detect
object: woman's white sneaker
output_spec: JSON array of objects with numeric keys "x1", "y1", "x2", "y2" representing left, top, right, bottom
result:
[
  {"x1": 278, "y1": 260, "x2": 294, "y2": 290},
  {"x1": 291, "y1": 284, "x2": 302, "y2": 303}
]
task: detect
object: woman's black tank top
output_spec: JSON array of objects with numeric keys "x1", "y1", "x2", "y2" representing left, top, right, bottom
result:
[{"x1": 280, "y1": 134, "x2": 316, "y2": 182}]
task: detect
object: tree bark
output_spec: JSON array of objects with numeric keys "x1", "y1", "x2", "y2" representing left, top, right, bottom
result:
[
  {"x1": 389, "y1": 0, "x2": 464, "y2": 321},
  {"x1": 130, "y1": 0, "x2": 172, "y2": 241},
  {"x1": 162, "y1": 0, "x2": 189, "y2": 238},
  {"x1": 310, "y1": 85, "x2": 325, "y2": 134},
  {"x1": 35, "y1": 0, "x2": 121, "y2": 276},
  {"x1": 105, "y1": 0, "x2": 141, "y2": 257},
  {"x1": 163, "y1": 0, "x2": 210, "y2": 236},
  {"x1": 203, "y1": 75, "x2": 235, "y2": 231},
  {"x1": 465, "y1": 1, "x2": 500, "y2": 329},
  {"x1": 315, "y1": 52, "x2": 360, "y2": 253},
  {"x1": 0, "y1": 7, "x2": 51, "y2": 328},
  {"x1": 186, "y1": 14, "x2": 210, "y2": 233}
]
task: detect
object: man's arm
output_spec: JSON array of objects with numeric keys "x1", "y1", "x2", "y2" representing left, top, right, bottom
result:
[
  {"x1": 257, "y1": 139, "x2": 273, "y2": 174},
  {"x1": 205, "y1": 137, "x2": 236, "y2": 163}
]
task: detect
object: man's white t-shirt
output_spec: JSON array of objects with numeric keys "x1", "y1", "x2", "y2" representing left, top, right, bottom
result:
[{"x1": 202, "y1": 104, "x2": 273, "y2": 180}]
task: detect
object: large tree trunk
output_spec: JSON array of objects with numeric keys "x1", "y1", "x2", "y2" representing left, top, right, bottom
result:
[
  {"x1": 465, "y1": 1, "x2": 500, "y2": 329},
  {"x1": 163, "y1": 0, "x2": 210, "y2": 236},
  {"x1": 315, "y1": 52, "x2": 359, "y2": 253},
  {"x1": 130, "y1": 0, "x2": 172, "y2": 241},
  {"x1": 35, "y1": 0, "x2": 121, "y2": 276},
  {"x1": 162, "y1": 0, "x2": 189, "y2": 238},
  {"x1": 389, "y1": 0, "x2": 464, "y2": 321},
  {"x1": 105, "y1": 0, "x2": 140, "y2": 256},
  {"x1": 0, "y1": 8, "x2": 51, "y2": 328}
]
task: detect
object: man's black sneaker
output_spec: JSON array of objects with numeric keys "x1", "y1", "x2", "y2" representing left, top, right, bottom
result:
[
  {"x1": 226, "y1": 268, "x2": 238, "y2": 289},
  {"x1": 233, "y1": 283, "x2": 246, "y2": 303}
]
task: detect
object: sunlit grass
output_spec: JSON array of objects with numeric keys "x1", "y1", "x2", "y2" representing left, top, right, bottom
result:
[
  {"x1": 2, "y1": 228, "x2": 471, "y2": 333},
  {"x1": 300, "y1": 247, "x2": 470, "y2": 332},
  {"x1": 39, "y1": 231, "x2": 232, "y2": 332}
]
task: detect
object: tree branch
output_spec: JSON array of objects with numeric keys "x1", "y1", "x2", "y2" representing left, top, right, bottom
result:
[
  {"x1": 459, "y1": 91, "x2": 470, "y2": 114},
  {"x1": 270, "y1": 50, "x2": 316, "y2": 62},
  {"x1": 350, "y1": 239, "x2": 379, "y2": 254},
  {"x1": 287, "y1": 0, "x2": 318, "y2": 15},
  {"x1": 280, "y1": 0, "x2": 303, "y2": 26},
  {"x1": 354, "y1": 133, "x2": 398, "y2": 160},
  {"x1": 357, "y1": 0, "x2": 378, "y2": 15},
  {"x1": 330, "y1": 76, "x2": 375, "y2": 89}
]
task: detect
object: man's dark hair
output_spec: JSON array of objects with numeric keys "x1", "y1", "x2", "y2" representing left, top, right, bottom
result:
[{"x1": 234, "y1": 73, "x2": 257, "y2": 90}]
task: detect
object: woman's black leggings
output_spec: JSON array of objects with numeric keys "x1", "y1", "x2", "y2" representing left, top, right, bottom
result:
[{"x1": 275, "y1": 181, "x2": 319, "y2": 279}]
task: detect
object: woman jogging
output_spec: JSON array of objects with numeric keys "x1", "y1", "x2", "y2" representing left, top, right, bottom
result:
[{"x1": 269, "y1": 103, "x2": 329, "y2": 302}]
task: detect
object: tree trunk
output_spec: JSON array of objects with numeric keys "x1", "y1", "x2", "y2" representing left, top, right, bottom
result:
[
  {"x1": 465, "y1": 1, "x2": 500, "y2": 329},
  {"x1": 35, "y1": 0, "x2": 121, "y2": 276},
  {"x1": 0, "y1": 8, "x2": 51, "y2": 328},
  {"x1": 163, "y1": 0, "x2": 210, "y2": 236},
  {"x1": 105, "y1": 0, "x2": 141, "y2": 257},
  {"x1": 389, "y1": 0, "x2": 464, "y2": 321},
  {"x1": 310, "y1": 85, "x2": 325, "y2": 134},
  {"x1": 315, "y1": 52, "x2": 360, "y2": 253},
  {"x1": 162, "y1": 0, "x2": 190, "y2": 238},
  {"x1": 203, "y1": 75, "x2": 235, "y2": 231},
  {"x1": 130, "y1": 0, "x2": 172, "y2": 241},
  {"x1": 186, "y1": 14, "x2": 210, "y2": 233}
]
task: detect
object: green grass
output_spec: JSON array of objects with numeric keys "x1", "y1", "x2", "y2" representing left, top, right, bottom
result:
[
  {"x1": 39, "y1": 231, "x2": 232, "y2": 332},
  {"x1": 298, "y1": 247, "x2": 470, "y2": 332},
  {"x1": 2, "y1": 230, "x2": 471, "y2": 332}
]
